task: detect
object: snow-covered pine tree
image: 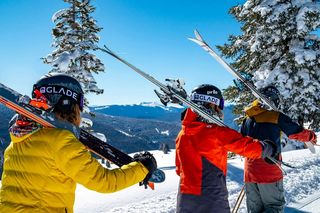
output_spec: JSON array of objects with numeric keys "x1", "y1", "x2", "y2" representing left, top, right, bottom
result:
[
  {"x1": 43, "y1": 0, "x2": 104, "y2": 105},
  {"x1": 218, "y1": 0, "x2": 320, "y2": 128}
]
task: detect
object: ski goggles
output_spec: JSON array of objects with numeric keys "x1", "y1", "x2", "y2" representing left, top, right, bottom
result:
[{"x1": 191, "y1": 93, "x2": 224, "y2": 110}]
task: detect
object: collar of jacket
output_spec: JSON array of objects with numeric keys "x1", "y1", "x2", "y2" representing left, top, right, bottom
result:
[
  {"x1": 9, "y1": 116, "x2": 41, "y2": 143},
  {"x1": 9, "y1": 131, "x2": 37, "y2": 143},
  {"x1": 181, "y1": 108, "x2": 212, "y2": 135},
  {"x1": 244, "y1": 99, "x2": 268, "y2": 118}
]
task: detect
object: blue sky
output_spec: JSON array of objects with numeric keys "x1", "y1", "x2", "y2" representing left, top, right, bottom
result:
[{"x1": 0, "y1": 0, "x2": 246, "y2": 105}]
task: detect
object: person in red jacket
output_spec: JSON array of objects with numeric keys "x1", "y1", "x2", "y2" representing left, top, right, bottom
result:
[
  {"x1": 175, "y1": 84, "x2": 278, "y2": 213},
  {"x1": 241, "y1": 85, "x2": 317, "y2": 213}
]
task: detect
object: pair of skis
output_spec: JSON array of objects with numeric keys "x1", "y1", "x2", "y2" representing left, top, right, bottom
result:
[
  {"x1": 188, "y1": 29, "x2": 316, "y2": 155},
  {"x1": 0, "y1": 83, "x2": 165, "y2": 186}
]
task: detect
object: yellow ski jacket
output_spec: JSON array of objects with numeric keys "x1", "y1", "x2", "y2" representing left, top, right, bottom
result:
[{"x1": 0, "y1": 128, "x2": 148, "y2": 213}]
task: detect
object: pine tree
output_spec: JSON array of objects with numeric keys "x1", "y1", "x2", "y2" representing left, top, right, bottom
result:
[
  {"x1": 43, "y1": 0, "x2": 104, "y2": 105},
  {"x1": 223, "y1": 86, "x2": 254, "y2": 124},
  {"x1": 218, "y1": 0, "x2": 320, "y2": 128}
]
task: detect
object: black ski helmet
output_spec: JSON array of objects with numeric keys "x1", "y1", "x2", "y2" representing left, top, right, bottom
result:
[
  {"x1": 32, "y1": 73, "x2": 84, "y2": 111},
  {"x1": 260, "y1": 85, "x2": 280, "y2": 107},
  {"x1": 190, "y1": 84, "x2": 224, "y2": 110}
]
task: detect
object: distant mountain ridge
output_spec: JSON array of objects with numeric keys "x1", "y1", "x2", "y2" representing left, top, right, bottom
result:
[
  {"x1": 90, "y1": 102, "x2": 238, "y2": 128},
  {"x1": 90, "y1": 102, "x2": 184, "y2": 123},
  {"x1": 0, "y1": 102, "x2": 238, "y2": 153}
]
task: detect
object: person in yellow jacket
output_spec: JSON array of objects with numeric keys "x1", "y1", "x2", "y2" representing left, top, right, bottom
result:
[{"x1": 0, "y1": 73, "x2": 157, "y2": 213}]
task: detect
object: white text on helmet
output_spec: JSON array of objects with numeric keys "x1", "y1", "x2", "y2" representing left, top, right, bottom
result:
[
  {"x1": 191, "y1": 93, "x2": 220, "y2": 106},
  {"x1": 207, "y1": 90, "x2": 218, "y2": 95},
  {"x1": 40, "y1": 86, "x2": 78, "y2": 101}
]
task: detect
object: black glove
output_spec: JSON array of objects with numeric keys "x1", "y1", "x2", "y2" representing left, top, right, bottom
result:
[
  {"x1": 260, "y1": 139, "x2": 279, "y2": 164},
  {"x1": 133, "y1": 152, "x2": 157, "y2": 188}
]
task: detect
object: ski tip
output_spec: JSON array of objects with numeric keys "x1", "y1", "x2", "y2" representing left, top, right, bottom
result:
[
  {"x1": 104, "y1": 45, "x2": 111, "y2": 51},
  {"x1": 188, "y1": 37, "x2": 204, "y2": 46},
  {"x1": 188, "y1": 29, "x2": 205, "y2": 45},
  {"x1": 306, "y1": 142, "x2": 316, "y2": 154},
  {"x1": 100, "y1": 44, "x2": 113, "y2": 54},
  {"x1": 187, "y1": 37, "x2": 196, "y2": 42},
  {"x1": 194, "y1": 29, "x2": 203, "y2": 41}
]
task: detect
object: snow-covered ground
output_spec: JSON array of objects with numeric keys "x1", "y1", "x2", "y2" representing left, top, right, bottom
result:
[
  {"x1": 0, "y1": 134, "x2": 318, "y2": 212},
  {"x1": 74, "y1": 136, "x2": 320, "y2": 213}
]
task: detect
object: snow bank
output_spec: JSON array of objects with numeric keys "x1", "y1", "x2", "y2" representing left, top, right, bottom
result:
[{"x1": 73, "y1": 145, "x2": 320, "y2": 213}]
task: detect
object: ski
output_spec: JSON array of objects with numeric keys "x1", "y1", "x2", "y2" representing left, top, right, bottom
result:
[
  {"x1": 0, "y1": 82, "x2": 165, "y2": 184},
  {"x1": 189, "y1": 29, "x2": 316, "y2": 154},
  {"x1": 98, "y1": 45, "x2": 287, "y2": 175},
  {"x1": 305, "y1": 141, "x2": 316, "y2": 154},
  {"x1": 188, "y1": 30, "x2": 277, "y2": 110},
  {"x1": 99, "y1": 45, "x2": 226, "y2": 127}
]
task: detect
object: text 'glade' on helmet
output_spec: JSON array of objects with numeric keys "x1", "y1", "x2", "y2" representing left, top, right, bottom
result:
[
  {"x1": 32, "y1": 73, "x2": 84, "y2": 112},
  {"x1": 190, "y1": 84, "x2": 224, "y2": 110},
  {"x1": 190, "y1": 84, "x2": 224, "y2": 121}
]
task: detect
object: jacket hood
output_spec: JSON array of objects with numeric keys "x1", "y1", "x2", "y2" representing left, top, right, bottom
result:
[{"x1": 244, "y1": 100, "x2": 267, "y2": 117}]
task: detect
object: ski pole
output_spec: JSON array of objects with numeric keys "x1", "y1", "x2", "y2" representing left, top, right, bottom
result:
[{"x1": 232, "y1": 185, "x2": 245, "y2": 213}]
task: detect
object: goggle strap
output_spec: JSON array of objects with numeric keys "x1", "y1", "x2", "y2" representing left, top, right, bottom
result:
[{"x1": 191, "y1": 93, "x2": 224, "y2": 110}]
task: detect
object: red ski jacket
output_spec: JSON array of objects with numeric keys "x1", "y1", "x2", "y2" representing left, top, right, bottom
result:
[{"x1": 175, "y1": 109, "x2": 263, "y2": 213}]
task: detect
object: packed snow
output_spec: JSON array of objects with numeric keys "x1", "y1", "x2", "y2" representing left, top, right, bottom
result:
[
  {"x1": 72, "y1": 136, "x2": 320, "y2": 213},
  {"x1": 0, "y1": 136, "x2": 319, "y2": 212}
]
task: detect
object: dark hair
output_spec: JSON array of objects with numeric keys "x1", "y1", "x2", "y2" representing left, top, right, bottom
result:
[{"x1": 53, "y1": 101, "x2": 81, "y2": 126}]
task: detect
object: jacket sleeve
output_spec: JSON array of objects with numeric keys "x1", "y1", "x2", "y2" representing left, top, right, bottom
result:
[
  {"x1": 277, "y1": 113, "x2": 317, "y2": 143},
  {"x1": 218, "y1": 126, "x2": 262, "y2": 159},
  {"x1": 278, "y1": 113, "x2": 303, "y2": 136},
  {"x1": 51, "y1": 130, "x2": 149, "y2": 193},
  {"x1": 288, "y1": 129, "x2": 317, "y2": 143}
]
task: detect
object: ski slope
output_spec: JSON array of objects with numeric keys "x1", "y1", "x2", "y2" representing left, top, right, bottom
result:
[
  {"x1": 74, "y1": 140, "x2": 320, "y2": 213},
  {"x1": 0, "y1": 134, "x2": 318, "y2": 212}
]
